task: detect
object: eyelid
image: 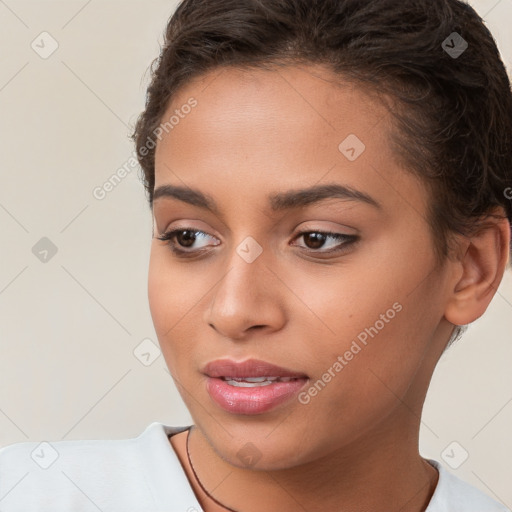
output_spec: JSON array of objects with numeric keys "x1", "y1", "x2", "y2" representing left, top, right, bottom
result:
[{"x1": 294, "y1": 221, "x2": 359, "y2": 237}]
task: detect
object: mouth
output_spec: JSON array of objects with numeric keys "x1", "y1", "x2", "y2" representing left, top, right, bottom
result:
[
  {"x1": 220, "y1": 376, "x2": 302, "y2": 387},
  {"x1": 203, "y1": 358, "x2": 309, "y2": 415}
]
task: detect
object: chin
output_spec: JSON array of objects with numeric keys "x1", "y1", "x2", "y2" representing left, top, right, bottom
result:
[{"x1": 201, "y1": 419, "x2": 317, "y2": 471}]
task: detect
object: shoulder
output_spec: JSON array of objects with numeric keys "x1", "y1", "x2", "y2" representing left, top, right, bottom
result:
[
  {"x1": 426, "y1": 459, "x2": 510, "y2": 512},
  {"x1": 0, "y1": 423, "x2": 194, "y2": 512}
]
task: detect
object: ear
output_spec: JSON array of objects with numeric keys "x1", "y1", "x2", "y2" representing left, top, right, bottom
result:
[{"x1": 444, "y1": 210, "x2": 511, "y2": 326}]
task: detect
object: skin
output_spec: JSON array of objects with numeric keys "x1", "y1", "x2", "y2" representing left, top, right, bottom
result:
[{"x1": 148, "y1": 64, "x2": 510, "y2": 512}]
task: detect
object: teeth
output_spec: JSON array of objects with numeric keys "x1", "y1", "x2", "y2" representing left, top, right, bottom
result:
[
  {"x1": 234, "y1": 377, "x2": 279, "y2": 382},
  {"x1": 225, "y1": 379, "x2": 274, "y2": 387},
  {"x1": 222, "y1": 376, "x2": 298, "y2": 387}
]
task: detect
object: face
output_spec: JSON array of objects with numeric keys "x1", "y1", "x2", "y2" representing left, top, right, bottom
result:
[{"x1": 148, "y1": 64, "x2": 456, "y2": 470}]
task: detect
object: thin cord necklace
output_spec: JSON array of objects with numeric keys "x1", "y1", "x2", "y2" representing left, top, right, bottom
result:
[{"x1": 185, "y1": 427, "x2": 240, "y2": 512}]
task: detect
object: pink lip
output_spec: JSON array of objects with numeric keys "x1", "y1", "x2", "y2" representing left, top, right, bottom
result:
[
  {"x1": 202, "y1": 358, "x2": 308, "y2": 379},
  {"x1": 203, "y1": 358, "x2": 308, "y2": 415}
]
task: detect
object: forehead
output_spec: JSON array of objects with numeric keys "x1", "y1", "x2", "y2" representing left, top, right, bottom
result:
[
  {"x1": 153, "y1": 64, "x2": 427, "y2": 219},
  {"x1": 156, "y1": 65, "x2": 390, "y2": 167},
  {"x1": 161, "y1": 64, "x2": 387, "y2": 150}
]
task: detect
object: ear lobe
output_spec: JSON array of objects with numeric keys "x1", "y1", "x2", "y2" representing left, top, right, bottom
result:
[{"x1": 444, "y1": 213, "x2": 510, "y2": 327}]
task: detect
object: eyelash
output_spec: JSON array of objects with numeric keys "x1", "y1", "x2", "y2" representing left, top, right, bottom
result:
[{"x1": 156, "y1": 227, "x2": 358, "y2": 258}]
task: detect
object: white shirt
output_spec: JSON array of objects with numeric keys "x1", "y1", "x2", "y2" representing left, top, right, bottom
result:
[{"x1": 0, "y1": 422, "x2": 508, "y2": 511}]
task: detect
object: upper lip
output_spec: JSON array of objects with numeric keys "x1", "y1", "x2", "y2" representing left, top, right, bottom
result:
[{"x1": 203, "y1": 358, "x2": 308, "y2": 379}]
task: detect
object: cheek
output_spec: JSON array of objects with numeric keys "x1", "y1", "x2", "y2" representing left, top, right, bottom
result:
[
  {"x1": 288, "y1": 252, "x2": 439, "y2": 403},
  {"x1": 147, "y1": 247, "x2": 199, "y2": 336},
  {"x1": 147, "y1": 247, "x2": 210, "y2": 372},
  {"x1": 282, "y1": 255, "x2": 406, "y2": 352},
  {"x1": 147, "y1": 248, "x2": 190, "y2": 369},
  {"x1": 291, "y1": 307, "x2": 430, "y2": 449},
  {"x1": 147, "y1": 249, "x2": 170, "y2": 335}
]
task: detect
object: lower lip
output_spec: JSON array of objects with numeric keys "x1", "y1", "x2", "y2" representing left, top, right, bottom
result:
[{"x1": 206, "y1": 377, "x2": 308, "y2": 415}]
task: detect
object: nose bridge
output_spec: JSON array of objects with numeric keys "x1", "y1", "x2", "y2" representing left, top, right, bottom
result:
[
  {"x1": 213, "y1": 236, "x2": 269, "y2": 313},
  {"x1": 205, "y1": 235, "x2": 286, "y2": 337}
]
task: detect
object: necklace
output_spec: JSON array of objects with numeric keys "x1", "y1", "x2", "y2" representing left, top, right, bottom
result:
[{"x1": 185, "y1": 427, "x2": 240, "y2": 512}]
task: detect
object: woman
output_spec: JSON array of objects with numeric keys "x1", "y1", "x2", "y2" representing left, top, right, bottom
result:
[{"x1": 1, "y1": 0, "x2": 511, "y2": 510}]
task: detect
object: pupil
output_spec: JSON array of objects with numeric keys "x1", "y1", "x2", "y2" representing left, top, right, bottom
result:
[
  {"x1": 305, "y1": 233, "x2": 325, "y2": 249},
  {"x1": 178, "y1": 230, "x2": 196, "y2": 247}
]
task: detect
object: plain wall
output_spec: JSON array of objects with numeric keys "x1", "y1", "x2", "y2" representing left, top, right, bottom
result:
[{"x1": 0, "y1": 0, "x2": 511, "y2": 507}]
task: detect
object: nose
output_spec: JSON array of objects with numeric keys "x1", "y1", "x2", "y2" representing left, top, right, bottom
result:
[{"x1": 203, "y1": 250, "x2": 287, "y2": 341}]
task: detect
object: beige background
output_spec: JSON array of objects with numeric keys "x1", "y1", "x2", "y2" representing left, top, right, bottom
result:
[{"x1": 0, "y1": 0, "x2": 511, "y2": 507}]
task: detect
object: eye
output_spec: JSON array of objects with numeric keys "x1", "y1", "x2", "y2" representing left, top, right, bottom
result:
[
  {"x1": 156, "y1": 228, "x2": 219, "y2": 256},
  {"x1": 156, "y1": 227, "x2": 358, "y2": 257},
  {"x1": 292, "y1": 230, "x2": 358, "y2": 254}
]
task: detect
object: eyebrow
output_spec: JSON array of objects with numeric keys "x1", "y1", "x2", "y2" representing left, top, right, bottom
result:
[{"x1": 151, "y1": 182, "x2": 381, "y2": 214}]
